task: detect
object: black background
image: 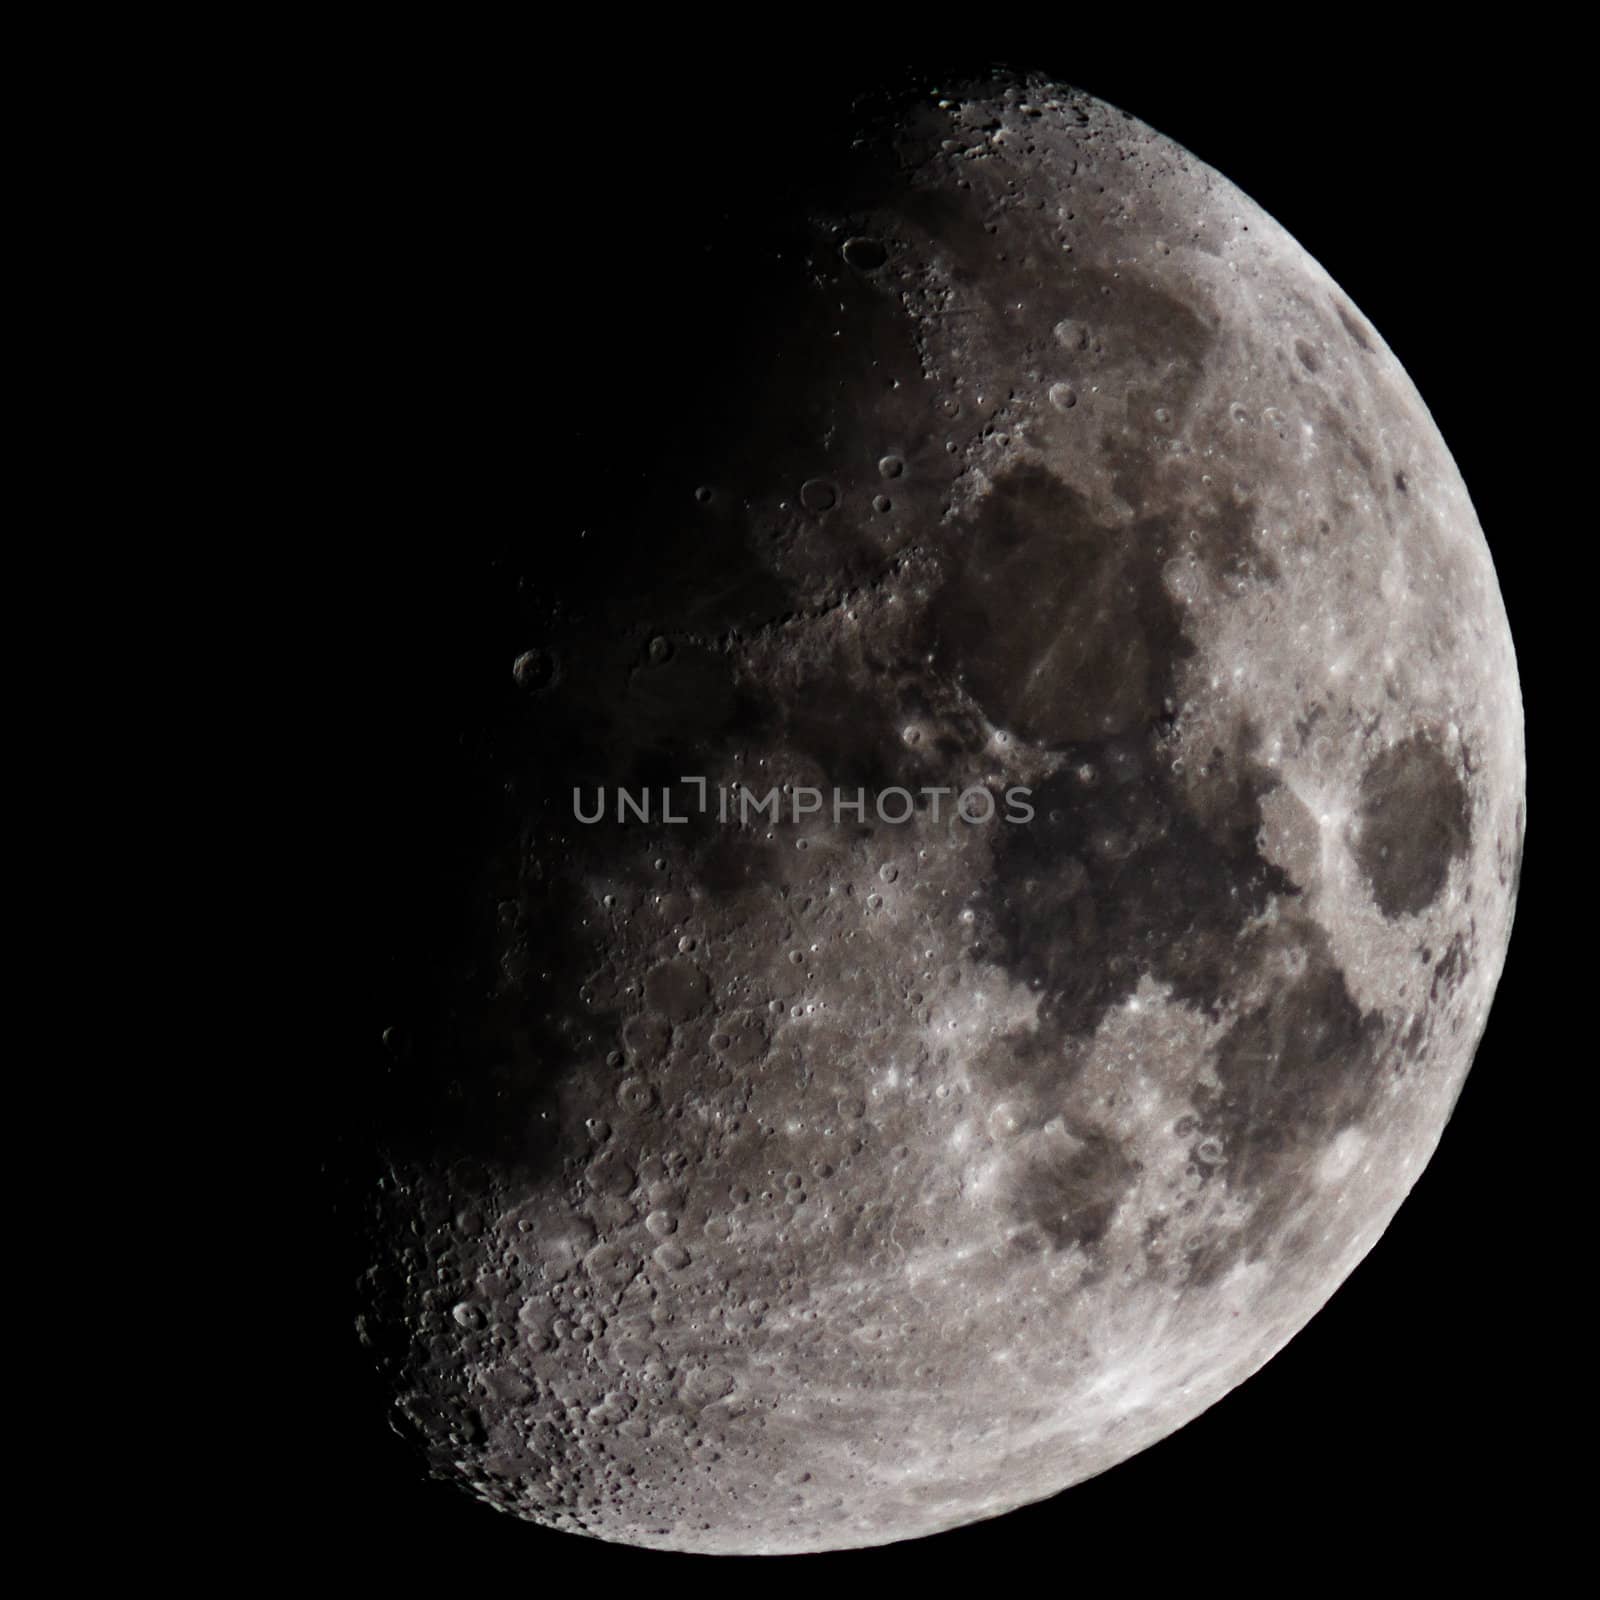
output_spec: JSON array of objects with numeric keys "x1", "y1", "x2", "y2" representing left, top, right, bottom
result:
[{"x1": 312, "y1": 35, "x2": 1560, "y2": 1585}]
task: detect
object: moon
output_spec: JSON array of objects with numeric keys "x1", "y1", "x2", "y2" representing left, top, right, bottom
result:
[{"x1": 355, "y1": 70, "x2": 1524, "y2": 1554}]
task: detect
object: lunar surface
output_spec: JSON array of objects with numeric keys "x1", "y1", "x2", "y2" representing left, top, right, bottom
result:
[{"x1": 356, "y1": 72, "x2": 1524, "y2": 1554}]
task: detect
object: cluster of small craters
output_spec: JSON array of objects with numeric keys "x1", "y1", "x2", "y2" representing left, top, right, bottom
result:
[{"x1": 358, "y1": 70, "x2": 1522, "y2": 1554}]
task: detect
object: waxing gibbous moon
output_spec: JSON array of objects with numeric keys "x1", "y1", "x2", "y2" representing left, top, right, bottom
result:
[{"x1": 356, "y1": 71, "x2": 1524, "y2": 1554}]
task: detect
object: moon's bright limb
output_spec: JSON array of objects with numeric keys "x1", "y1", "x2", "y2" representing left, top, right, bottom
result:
[{"x1": 356, "y1": 72, "x2": 1523, "y2": 1554}]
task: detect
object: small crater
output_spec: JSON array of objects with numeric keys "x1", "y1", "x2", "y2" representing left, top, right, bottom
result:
[
  {"x1": 1335, "y1": 300, "x2": 1375, "y2": 354},
  {"x1": 800, "y1": 478, "x2": 839, "y2": 513},
  {"x1": 512, "y1": 648, "x2": 557, "y2": 691},
  {"x1": 841, "y1": 237, "x2": 887, "y2": 271}
]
